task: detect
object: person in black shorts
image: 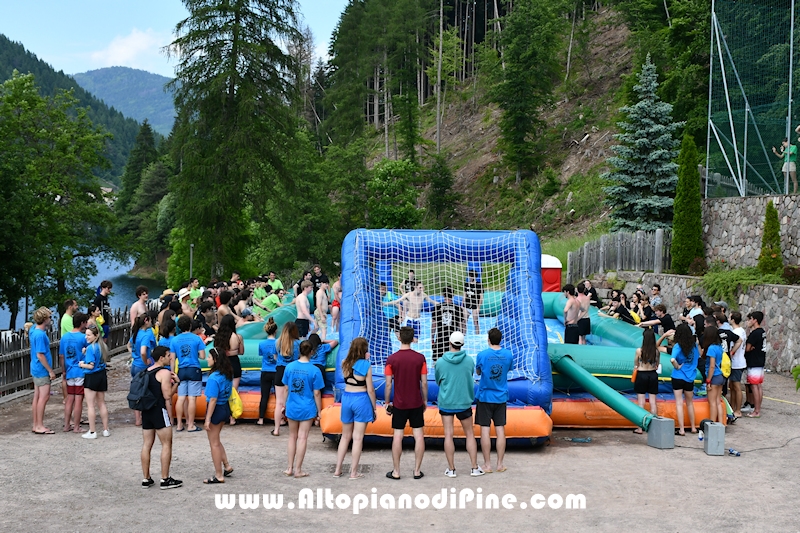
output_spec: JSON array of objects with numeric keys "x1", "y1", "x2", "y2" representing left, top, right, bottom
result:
[
  {"x1": 384, "y1": 327, "x2": 427, "y2": 480},
  {"x1": 463, "y1": 270, "x2": 484, "y2": 334},
  {"x1": 432, "y1": 287, "x2": 466, "y2": 361},
  {"x1": 632, "y1": 329, "x2": 659, "y2": 434},
  {"x1": 140, "y1": 347, "x2": 182, "y2": 489}
]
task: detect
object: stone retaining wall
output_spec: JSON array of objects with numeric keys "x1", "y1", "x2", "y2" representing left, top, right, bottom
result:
[
  {"x1": 703, "y1": 194, "x2": 800, "y2": 267},
  {"x1": 589, "y1": 271, "x2": 799, "y2": 372}
]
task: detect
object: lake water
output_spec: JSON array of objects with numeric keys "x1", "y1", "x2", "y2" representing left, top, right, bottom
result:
[{"x1": 0, "y1": 257, "x2": 165, "y2": 331}]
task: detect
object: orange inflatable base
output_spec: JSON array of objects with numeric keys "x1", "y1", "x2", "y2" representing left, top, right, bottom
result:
[
  {"x1": 172, "y1": 392, "x2": 335, "y2": 421},
  {"x1": 551, "y1": 397, "x2": 727, "y2": 428},
  {"x1": 319, "y1": 404, "x2": 553, "y2": 439}
]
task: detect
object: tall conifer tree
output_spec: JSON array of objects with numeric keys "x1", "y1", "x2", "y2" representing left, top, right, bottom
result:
[{"x1": 671, "y1": 133, "x2": 704, "y2": 274}]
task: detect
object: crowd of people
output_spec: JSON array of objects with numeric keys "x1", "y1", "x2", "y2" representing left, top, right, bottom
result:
[{"x1": 561, "y1": 281, "x2": 767, "y2": 436}]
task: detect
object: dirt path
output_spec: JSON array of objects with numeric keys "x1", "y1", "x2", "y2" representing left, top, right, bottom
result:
[{"x1": 1, "y1": 356, "x2": 798, "y2": 532}]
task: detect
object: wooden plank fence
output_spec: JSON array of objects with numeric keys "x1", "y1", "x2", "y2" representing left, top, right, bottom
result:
[
  {"x1": 0, "y1": 306, "x2": 136, "y2": 401},
  {"x1": 566, "y1": 229, "x2": 672, "y2": 284}
]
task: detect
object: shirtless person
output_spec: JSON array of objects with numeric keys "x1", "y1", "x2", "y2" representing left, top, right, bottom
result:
[
  {"x1": 562, "y1": 284, "x2": 580, "y2": 345},
  {"x1": 314, "y1": 280, "x2": 330, "y2": 340},
  {"x1": 463, "y1": 270, "x2": 484, "y2": 335},
  {"x1": 295, "y1": 280, "x2": 315, "y2": 338},
  {"x1": 394, "y1": 281, "x2": 438, "y2": 343},
  {"x1": 576, "y1": 282, "x2": 591, "y2": 345},
  {"x1": 331, "y1": 277, "x2": 342, "y2": 332},
  {"x1": 130, "y1": 286, "x2": 149, "y2": 326}
]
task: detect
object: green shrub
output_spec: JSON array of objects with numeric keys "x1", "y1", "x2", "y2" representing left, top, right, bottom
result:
[
  {"x1": 671, "y1": 134, "x2": 704, "y2": 274},
  {"x1": 757, "y1": 200, "x2": 783, "y2": 275},
  {"x1": 700, "y1": 267, "x2": 784, "y2": 310},
  {"x1": 783, "y1": 265, "x2": 800, "y2": 285}
]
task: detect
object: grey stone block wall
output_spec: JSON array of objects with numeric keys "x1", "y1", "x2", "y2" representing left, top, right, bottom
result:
[{"x1": 703, "y1": 194, "x2": 800, "y2": 267}]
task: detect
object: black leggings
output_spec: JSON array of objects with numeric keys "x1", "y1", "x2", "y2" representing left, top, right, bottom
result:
[{"x1": 259, "y1": 371, "x2": 276, "y2": 419}]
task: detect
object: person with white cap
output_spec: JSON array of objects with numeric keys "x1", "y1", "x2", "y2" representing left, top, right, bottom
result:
[
  {"x1": 435, "y1": 331, "x2": 484, "y2": 478},
  {"x1": 178, "y1": 288, "x2": 193, "y2": 319}
]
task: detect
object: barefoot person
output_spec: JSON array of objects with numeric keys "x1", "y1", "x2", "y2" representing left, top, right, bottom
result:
[
  {"x1": 140, "y1": 346, "x2": 182, "y2": 489},
  {"x1": 576, "y1": 282, "x2": 591, "y2": 345},
  {"x1": 295, "y1": 281, "x2": 315, "y2": 338},
  {"x1": 562, "y1": 284, "x2": 580, "y2": 345},
  {"x1": 463, "y1": 270, "x2": 484, "y2": 335},
  {"x1": 632, "y1": 329, "x2": 660, "y2": 434},
  {"x1": 273, "y1": 322, "x2": 300, "y2": 436},
  {"x1": 436, "y1": 331, "x2": 484, "y2": 478},
  {"x1": 669, "y1": 324, "x2": 699, "y2": 435},
  {"x1": 331, "y1": 277, "x2": 342, "y2": 332},
  {"x1": 283, "y1": 340, "x2": 324, "y2": 478},
  {"x1": 333, "y1": 338, "x2": 376, "y2": 479},
  {"x1": 314, "y1": 279, "x2": 330, "y2": 340},
  {"x1": 475, "y1": 328, "x2": 513, "y2": 473},
  {"x1": 80, "y1": 325, "x2": 110, "y2": 438},
  {"x1": 394, "y1": 281, "x2": 438, "y2": 343},
  {"x1": 203, "y1": 348, "x2": 234, "y2": 485},
  {"x1": 30, "y1": 307, "x2": 56, "y2": 434}
]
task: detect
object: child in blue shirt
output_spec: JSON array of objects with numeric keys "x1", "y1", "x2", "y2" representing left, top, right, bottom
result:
[
  {"x1": 60, "y1": 312, "x2": 89, "y2": 433},
  {"x1": 79, "y1": 324, "x2": 110, "y2": 438},
  {"x1": 282, "y1": 340, "x2": 324, "y2": 478},
  {"x1": 307, "y1": 333, "x2": 338, "y2": 392},
  {"x1": 203, "y1": 348, "x2": 234, "y2": 484},
  {"x1": 257, "y1": 318, "x2": 279, "y2": 426}
]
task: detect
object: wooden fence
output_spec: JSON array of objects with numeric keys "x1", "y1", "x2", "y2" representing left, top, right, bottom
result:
[
  {"x1": 566, "y1": 229, "x2": 672, "y2": 284},
  {"x1": 0, "y1": 306, "x2": 134, "y2": 402}
]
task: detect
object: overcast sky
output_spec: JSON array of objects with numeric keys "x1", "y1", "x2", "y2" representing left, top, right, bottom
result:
[{"x1": 1, "y1": 0, "x2": 349, "y2": 77}]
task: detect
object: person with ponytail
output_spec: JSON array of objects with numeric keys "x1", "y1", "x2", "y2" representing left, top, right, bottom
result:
[
  {"x1": 257, "y1": 318, "x2": 279, "y2": 426},
  {"x1": 283, "y1": 340, "x2": 324, "y2": 478},
  {"x1": 80, "y1": 325, "x2": 110, "y2": 438},
  {"x1": 632, "y1": 328, "x2": 660, "y2": 434},
  {"x1": 203, "y1": 347, "x2": 234, "y2": 484},
  {"x1": 670, "y1": 323, "x2": 699, "y2": 435},
  {"x1": 333, "y1": 338, "x2": 375, "y2": 479},
  {"x1": 214, "y1": 314, "x2": 244, "y2": 425},
  {"x1": 272, "y1": 322, "x2": 300, "y2": 436},
  {"x1": 701, "y1": 325, "x2": 725, "y2": 424},
  {"x1": 130, "y1": 312, "x2": 157, "y2": 426}
]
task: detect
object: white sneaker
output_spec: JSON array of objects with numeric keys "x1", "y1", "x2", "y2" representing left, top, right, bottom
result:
[
  {"x1": 444, "y1": 468, "x2": 456, "y2": 478},
  {"x1": 102, "y1": 430, "x2": 111, "y2": 437},
  {"x1": 82, "y1": 431, "x2": 97, "y2": 439},
  {"x1": 470, "y1": 467, "x2": 485, "y2": 477}
]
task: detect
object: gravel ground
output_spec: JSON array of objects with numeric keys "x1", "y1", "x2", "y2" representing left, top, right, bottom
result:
[{"x1": 1, "y1": 356, "x2": 799, "y2": 532}]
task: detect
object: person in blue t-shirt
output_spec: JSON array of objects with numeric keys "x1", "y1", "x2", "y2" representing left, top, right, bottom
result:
[
  {"x1": 59, "y1": 312, "x2": 89, "y2": 433},
  {"x1": 701, "y1": 325, "x2": 725, "y2": 425},
  {"x1": 203, "y1": 348, "x2": 234, "y2": 484},
  {"x1": 307, "y1": 333, "x2": 338, "y2": 392},
  {"x1": 158, "y1": 317, "x2": 176, "y2": 351},
  {"x1": 30, "y1": 307, "x2": 56, "y2": 434},
  {"x1": 130, "y1": 313, "x2": 158, "y2": 427},
  {"x1": 170, "y1": 315, "x2": 207, "y2": 432},
  {"x1": 80, "y1": 324, "x2": 110, "y2": 438},
  {"x1": 257, "y1": 318, "x2": 279, "y2": 426},
  {"x1": 669, "y1": 324, "x2": 699, "y2": 435},
  {"x1": 333, "y1": 337, "x2": 376, "y2": 479},
  {"x1": 272, "y1": 322, "x2": 301, "y2": 436},
  {"x1": 282, "y1": 340, "x2": 324, "y2": 478},
  {"x1": 475, "y1": 328, "x2": 514, "y2": 473}
]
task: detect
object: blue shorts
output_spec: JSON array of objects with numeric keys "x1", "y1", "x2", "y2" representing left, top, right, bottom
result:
[
  {"x1": 210, "y1": 401, "x2": 231, "y2": 425},
  {"x1": 406, "y1": 318, "x2": 421, "y2": 339},
  {"x1": 178, "y1": 379, "x2": 202, "y2": 397},
  {"x1": 102, "y1": 324, "x2": 110, "y2": 339},
  {"x1": 341, "y1": 391, "x2": 374, "y2": 424}
]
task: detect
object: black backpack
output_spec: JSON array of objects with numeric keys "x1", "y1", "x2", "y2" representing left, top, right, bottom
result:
[{"x1": 128, "y1": 368, "x2": 159, "y2": 411}]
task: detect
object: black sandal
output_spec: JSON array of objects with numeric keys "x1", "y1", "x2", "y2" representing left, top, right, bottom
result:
[
  {"x1": 224, "y1": 467, "x2": 234, "y2": 477},
  {"x1": 674, "y1": 429, "x2": 685, "y2": 436},
  {"x1": 203, "y1": 476, "x2": 225, "y2": 484}
]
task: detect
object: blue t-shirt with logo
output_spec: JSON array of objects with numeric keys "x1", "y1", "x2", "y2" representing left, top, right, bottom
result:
[
  {"x1": 29, "y1": 327, "x2": 52, "y2": 378},
  {"x1": 671, "y1": 344, "x2": 699, "y2": 382},
  {"x1": 60, "y1": 331, "x2": 89, "y2": 379},
  {"x1": 82, "y1": 343, "x2": 105, "y2": 374},
  {"x1": 205, "y1": 371, "x2": 232, "y2": 403},
  {"x1": 282, "y1": 361, "x2": 324, "y2": 421},
  {"x1": 475, "y1": 347, "x2": 514, "y2": 403},
  {"x1": 259, "y1": 338, "x2": 278, "y2": 372},
  {"x1": 276, "y1": 339, "x2": 301, "y2": 367},
  {"x1": 170, "y1": 332, "x2": 206, "y2": 369},
  {"x1": 311, "y1": 343, "x2": 332, "y2": 366},
  {"x1": 131, "y1": 328, "x2": 157, "y2": 370},
  {"x1": 706, "y1": 343, "x2": 723, "y2": 378}
]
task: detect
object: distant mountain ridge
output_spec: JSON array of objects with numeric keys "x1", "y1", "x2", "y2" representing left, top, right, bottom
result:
[
  {"x1": 0, "y1": 33, "x2": 141, "y2": 186},
  {"x1": 72, "y1": 67, "x2": 175, "y2": 136}
]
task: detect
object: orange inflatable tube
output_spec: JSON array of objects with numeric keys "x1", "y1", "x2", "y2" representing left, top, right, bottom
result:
[
  {"x1": 173, "y1": 392, "x2": 335, "y2": 420},
  {"x1": 551, "y1": 397, "x2": 727, "y2": 428},
  {"x1": 319, "y1": 404, "x2": 553, "y2": 439}
]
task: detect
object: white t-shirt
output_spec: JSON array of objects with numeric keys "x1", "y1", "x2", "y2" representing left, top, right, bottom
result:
[{"x1": 732, "y1": 326, "x2": 747, "y2": 369}]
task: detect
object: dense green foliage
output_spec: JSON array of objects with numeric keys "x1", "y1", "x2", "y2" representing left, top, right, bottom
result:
[
  {"x1": 700, "y1": 267, "x2": 783, "y2": 311},
  {"x1": 603, "y1": 56, "x2": 683, "y2": 232},
  {"x1": 72, "y1": 67, "x2": 175, "y2": 136},
  {"x1": 367, "y1": 159, "x2": 422, "y2": 228},
  {"x1": 0, "y1": 73, "x2": 116, "y2": 328},
  {"x1": 116, "y1": 121, "x2": 159, "y2": 228},
  {"x1": 758, "y1": 200, "x2": 783, "y2": 275},
  {"x1": 0, "y1": 33, "x2": 141, "y2": 185},
  {"x1": 671, "y1": 134, "x2": 704, "y2": 274}
]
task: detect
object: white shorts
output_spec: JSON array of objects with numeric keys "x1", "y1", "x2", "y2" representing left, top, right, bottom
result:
[
  {"x1": 782, "y1": 162, "x2": 796, "y2": 173},
  {"x1": 66, "y1": 378, "x2": 85, "y2": 386},
  {"x1": 746, "y1": 367, "x2": 764, "y2": 385}
]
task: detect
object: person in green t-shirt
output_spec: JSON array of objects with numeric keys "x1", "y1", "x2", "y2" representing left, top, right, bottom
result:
[
  {"x1": 252, "y1": 280, "x2": 270, "y2": 317},
  {"x1": 60, "y1": 299, "x2": 78, "y2": 336},
  {"x1": 189, "y1": 278, "x2": 202, "y2": 304},
  {"x1": 266, "y1": 271, "x2": 284, "y2": 292},
  {"x1": 773, "y1": 137, "x2": 798, "y2": 194},
  {"x1": 263, "y1": 289, "x2": 284, "y2": 313}
]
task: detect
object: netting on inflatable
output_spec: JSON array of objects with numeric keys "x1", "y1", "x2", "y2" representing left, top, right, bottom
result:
[{"x1": 336, "y1": 229, "x2": 552, "y2": 410}]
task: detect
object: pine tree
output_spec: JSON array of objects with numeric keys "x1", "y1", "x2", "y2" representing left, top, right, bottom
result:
[
  {"x1": 758, "y1": 200, "x2": 783, "y2": 275},
  {"x1": 603, "y1": 55, "x2": 683, "y2": 231},
  {"x1": 671, "y1": 133, "x2": 704, "y2": 274},
  {"x1": 116, "y1": 120, "x2": 157, "y2": 222}
]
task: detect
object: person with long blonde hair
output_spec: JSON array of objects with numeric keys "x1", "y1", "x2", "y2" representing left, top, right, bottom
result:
[
  {"x1": 272, "y1": 322, "x2": 300, "y2": 436},
  {"x1": 333, "y1": 338, "x2": 376, "y2": 479}
]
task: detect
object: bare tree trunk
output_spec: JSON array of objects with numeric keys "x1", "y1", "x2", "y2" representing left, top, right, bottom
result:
[
  {"x1": 392, "y1": 81, "x2": 398, "y2": 160},
  {"x1": 374, "y1": 66, "x2": 380, "y2": 131},
  {"x1": 436, "y1": 0, "x2": 443, "y2": 154},
  {"x1": 565, "y1": 3, "x2": 577, "y2": 83},
  {"x1": 384, "y1": 49, "x2": 390, "y2": 158},
  {"x1": 663, "y1": 0, "x2": 672, "y2": 27},
  {"x1": 493, "y1": 0, "x2": 505, "y2": 70}
]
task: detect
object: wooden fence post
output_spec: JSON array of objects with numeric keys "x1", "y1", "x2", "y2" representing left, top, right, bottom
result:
[
  {"x1": 654, "y1": 229, "x2": 664, "y2": 274},
  {"x1": 582, "y1": 242, "x2": 589, "y2": 282},
  {"x1": 635, "y1": 230, "x2": 645, "y2": 270},
  {"x1": 599, "y1": 234, "x2": 608, "y2": 274},
  {"x1": 616, "y1": 233, "x2": 623, "y2": 271},
  {"x1": 567, "y1": 251, "x2": 573, "y2": 284}
]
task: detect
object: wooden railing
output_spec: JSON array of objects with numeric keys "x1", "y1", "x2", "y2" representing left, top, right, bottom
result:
[{"x1": 566, "y1": 229, "x2": 672, "y2": 284}]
